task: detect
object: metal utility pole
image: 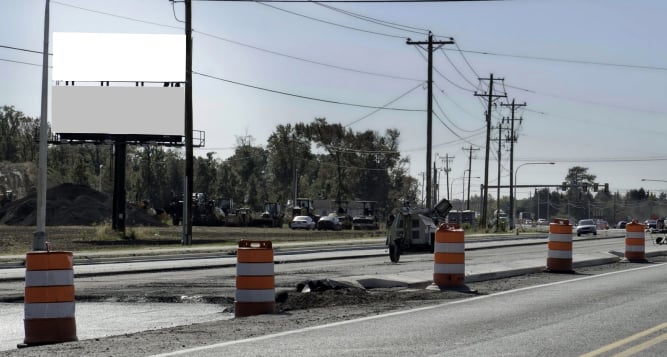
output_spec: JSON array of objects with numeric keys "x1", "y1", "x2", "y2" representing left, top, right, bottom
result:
[
  {"x1": 183, "y1": 0, "x2": 193, "y2": 245},
  {"x1": 34, "y1": 0, "x2": 50, "y2": 251},
  {"x1": 474, "y1": 74, "x2": 505, "y2": 229},
  {"x1": 462, "y1": 145, "x2": 479, "y2": 210},
  {"x1": 501, "y1": 99, "x2": 525, "y2": 230},
  {"x1": 407, "y1": 33, "x2": 454, "y2": 209}
]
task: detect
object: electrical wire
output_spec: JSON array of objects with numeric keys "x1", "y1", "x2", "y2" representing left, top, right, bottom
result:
[
  {"x1": 345, "y1": 82, "x2": 425, "y2": 127},
  {"x1": 194, "y1": 70, "x2": 425, "y2": 111},
  {"x1": 53, "y1": 0, "x2": 422, "y2": 82},
  {"x1": 311, "y1": 2, "x2": 429, "y2": 35},
  {"x1": 195, "y1": 30, "x2": 422, "y2": 82},
  {"x1": 451, "y1": 47, "x2": 667, "y2": 72},
  {"x1": 52, "y1": 1, "x2": 183, "y2": 30},
  {"x1": 0, "y1": 58, "x2": 43, "y2": 67},
  {"x1": 413, "y1": 47, "x2": 475, "y2": 93},
  {"x1": 453, "y1": 42, "x2": 480, "y2": 78},
  {"x1": 432, "y1": 95, "x2": 482, "y2": 133},
  {"x1": 439, "y1": 47, "x2": 478, "y2": 88},
  {"x1": 256, "y1": 2, "x2": 408, "y2": 39}
]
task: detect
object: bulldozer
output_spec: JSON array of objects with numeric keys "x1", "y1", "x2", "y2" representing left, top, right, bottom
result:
[{"x1": 386, "y1": 198, "x2": 452, "y2": 263}]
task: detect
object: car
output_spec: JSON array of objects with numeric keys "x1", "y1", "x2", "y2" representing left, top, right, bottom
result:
[
  {"x1": 645, "y1": 219, "x2": 657, "y2": 229},
  {"x1": 595, "y1": 219, "x2": 609, "y2": 230},
  {"x1": 575, "y1": 219, "x2": 597, "y2": 236},
  {"x1": 537, "y1": 218, "x2": 548, "y2": 225},
  {"x1": 317, "y1": 215, "x2": 342, "y2": 231},
  {"x1": 290, "y1": 216, "x2": 315, "y2": 230},
  {"x1": 616, "y1": 221, "x2": 627, "y2": 229}
]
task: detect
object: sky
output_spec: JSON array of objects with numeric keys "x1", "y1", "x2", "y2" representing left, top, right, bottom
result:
[{"x1": 1, "y1": 0, "x2": 667, "y2": 201}]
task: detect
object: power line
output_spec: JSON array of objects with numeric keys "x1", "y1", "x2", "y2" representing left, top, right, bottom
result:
[
  {"x1": 311, "y1": 2, "x2": 428, "y2": 35},
  {"x1": 453, "y1": 42, "x2": 480, "y2": 78},
  {"x1": 413, "y1": 47, "x2": 475, "y2": 93},
  {"x1": 53, "y1": 1, "x2": 422, "y2": 82},
  {"x1": 194, "y1": 70, "x2": 425, "y2": 111},
  {"x1": 256, "y1": 2, "x2": 408, "y2": 39},
  {"x1": 52, "y1": 1, "x2": 183, "y2": 30},
  {"x1": 345, "y1": 82, "x2": 424, "y2": 127},
  {"x1": 0, "y1": 45, "x2": 50, "y2": 55},
  {"x1": 0, "y1": 58, "x2": 43, "y2": 67},
  {"x1": 450, "y1": 47, "x2": 667, "y2": 72},
  {"x1": 195, "y1": 30, "x2": 422, "y2": 81},
  {"x1": 432, "y1": 95, "x2": 481, "y2": 133},
  {"x1": 439, "y1": 47, "x2": 478, "y2": 88}
]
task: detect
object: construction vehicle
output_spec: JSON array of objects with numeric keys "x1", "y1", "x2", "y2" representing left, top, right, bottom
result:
[
  {"x1": 252, "y1": 202, "x2": 284, "y2": 228},
  {"x1": 165, "y1": 193, "x2": 225, "y2": 226},
  {"x1": 386, "y1": 198, "x2": 452, "y2": 263},
  {"x1": 333, "y1": 200, "x2": 353, "y2": 230},
  {"x1": 352, "y1": 200, "x2": 380, "y2": 230}
]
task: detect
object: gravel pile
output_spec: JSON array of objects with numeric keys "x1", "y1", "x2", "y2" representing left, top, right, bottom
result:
[{"x1": 0, "y1": 183, "x2": 163, "y2": 226}]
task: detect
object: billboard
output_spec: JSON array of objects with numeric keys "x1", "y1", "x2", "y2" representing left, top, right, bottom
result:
[
  {"x1": 52, "y1": 86, "x2": 184, "y2": 136},
  {"x1": 53, "y1": 32, "x2": 185, "y2": 82},
  {"x1": 52, "y1": 32, "x2": 185, "y2": 137}
]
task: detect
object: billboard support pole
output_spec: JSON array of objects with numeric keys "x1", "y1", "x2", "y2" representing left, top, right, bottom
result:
[
  {"x1": 34, "y1": 0, "x2": 50, "y2": 251},
  {"x1": 183, "y1": 0, "x2": 193, "y2": 245}
]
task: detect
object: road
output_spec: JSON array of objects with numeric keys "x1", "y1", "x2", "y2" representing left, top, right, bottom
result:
[{"x1": 152, "y1": 262, "x2": 667, "y2": 357}]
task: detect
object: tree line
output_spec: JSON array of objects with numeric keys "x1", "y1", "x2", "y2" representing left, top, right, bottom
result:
[{"x1": 0, "y1": 106, "x2": 419, "y2": 215}]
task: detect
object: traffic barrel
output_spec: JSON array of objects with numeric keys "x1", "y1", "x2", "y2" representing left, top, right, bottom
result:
[
  {"x1": 23, "y1": 251, "x2": 78, "y2": 346},
  {"x1": 547, "y1": 219, "x2": 573, "y2": 273},
  {"x1": 235, "y1": 240, "x2": 275, "y2": 317},
  {"x1": 433, "y1": 224, "x2": 465, "y2": 287},
  {"x1": 625, "y1": 221, "x2": 646, "y2": 262}
]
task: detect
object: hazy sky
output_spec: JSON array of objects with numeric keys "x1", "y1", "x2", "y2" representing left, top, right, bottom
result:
[{"x1": 2, "y1": 0, "x2": 666, "y2": 201}]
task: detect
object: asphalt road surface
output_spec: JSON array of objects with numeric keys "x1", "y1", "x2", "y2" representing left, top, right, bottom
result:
[{"x1": 152, "y1": 262, "x2": 667, "y2": 357}]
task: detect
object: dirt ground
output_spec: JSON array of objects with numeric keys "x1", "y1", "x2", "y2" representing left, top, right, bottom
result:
[{"x1": 2, "y1": 257, "x2": 660, "y2": 357}]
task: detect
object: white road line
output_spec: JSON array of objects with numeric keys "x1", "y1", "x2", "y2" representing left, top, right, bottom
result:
[{"x1": 151, "y1": 262, "x2": 667, "y2": 357}]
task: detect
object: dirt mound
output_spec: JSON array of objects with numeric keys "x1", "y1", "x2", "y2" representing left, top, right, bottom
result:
[{"x1": 0, "y1": 183, "x2": 164, "y2": 226}]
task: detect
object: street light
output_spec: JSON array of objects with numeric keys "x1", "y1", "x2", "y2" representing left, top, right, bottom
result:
[{"x1": 512, "y1": 162, "x2": 555, "y2": 229}]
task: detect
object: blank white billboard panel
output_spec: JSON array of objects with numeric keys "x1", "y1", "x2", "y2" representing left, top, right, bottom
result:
[
  {"x1": 53, "y1": 32, "x2": 185, "y2": 82},
  {"x1": 52, "y1": 86, "x2": 184, "y2": 136}
]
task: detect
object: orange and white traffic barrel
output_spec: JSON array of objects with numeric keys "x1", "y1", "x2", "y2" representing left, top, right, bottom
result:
[
  {"x1": 547, "y1": 219, "x2": 573, "y2": 272},
  {"x1": 625, "y1": 221, "x2": 645, "y2": 262},
  {"x1": 23, "y1": 251, "x2": 78, "y2": 345},
  {"x1": 235, "y1": 240, "x2": 275, "y2": 317},
  {"x1": 433, "y1": 224, "x2": 465, "y2": 287}
]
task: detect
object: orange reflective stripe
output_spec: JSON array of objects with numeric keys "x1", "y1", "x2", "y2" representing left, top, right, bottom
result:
[
  {"x1": 549, "y1": 224, "x2": 572, "y2": 234},
  {"x1": 26, "y1": 252, "x2": 73, "y2": 271},
  {"x1": 435, "y1": 232, "x2": 464, "y2": 243},
  {"x1": 236, "y1": 276, "x2": 275, "y2": 290},
  {"x1": 625, "y1": 223, "x2": 645, "y2": 232},
  {"x1": 548, "y1": 241, "x2": 572, "y2": 251},
  {"x1": 237, "y1": 249, "x2": 273, "y2": 263},
  {"x1": 434, "y1": 252, "x2": 465, "y2": 264},
  {"x1": 25, "y1": 286, "x2": 75, "y2": 304}
]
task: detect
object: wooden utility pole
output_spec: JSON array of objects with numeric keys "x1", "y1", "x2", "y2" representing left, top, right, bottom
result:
[
  {"x1": 407, "y1": 32, "x2": 454, "y2": 209},
  {"x1": 475, "y1": 74, "x2": 505, "y2": 229},
  {"x1": 183, "y1": 0, "x2": 193, "y2": 245},
  {"x1": 439, "y1": 153, "x2": 454, "y2": 200},
  {"x1": 462, "y1": 145, "x2": 479, "y2": 210},
  {"x1": 501, "y1": 99, "x2": 525, "y2": 230},
  {"x1": 495, "y1": 121, "x2": 503, "y2": 231}
]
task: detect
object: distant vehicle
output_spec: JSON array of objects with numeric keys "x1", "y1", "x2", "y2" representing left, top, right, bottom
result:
[
  {"x1": 645, "y1": 219, "x2": 657, "y2": 229},
  {"x1": 576, "y1": 219, "x2": 597, "y2": 236},
  {"x1": 616, "y1": 221, "x2": 627, "y2": 229},
  {"x1": 596, "y1": 219, "x2": 609, "y2": 230},
  {"x1": 291, "y1": 215, "x2": 316, "y2": 230},
  {"x1": 537, "y1": 218, "x2": 548, "y2": 225},
  {"x1": 317, "y1": 215, "x2": 342, "y2": 231},
  {"x1": 524, "y1": 219, "x2": 533, "y2": 225}
]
